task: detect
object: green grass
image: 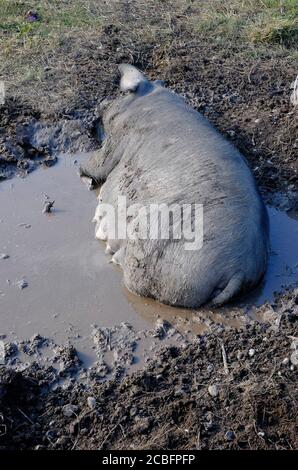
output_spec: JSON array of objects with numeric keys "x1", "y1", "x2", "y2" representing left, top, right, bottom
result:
[
  {"x1": 0, "y1": 0, "x2": 103, "y2": 34},
  {"x1": 0, "y1": 0, "x2": 297, "y2": 115},
  {"x1": 0, "y1": 0, "x2": 105, "y2": 109},
  {"x1": 0, "y1": 0, "x2": 104, "y2": 66},
  {"x1": 191, "y1": 0, "x2": 298, "y2": 47}
]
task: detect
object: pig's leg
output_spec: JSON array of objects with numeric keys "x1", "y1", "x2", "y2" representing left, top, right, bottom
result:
[
  {"x1": 111, "y1": 247, "x2": 125, "y2": 266},
  {"x1": 79, "y1": 149, "x2": 107, "y2": 186},
  {"x1": 211, "y1": 272, "x2": 244, "y2": 306},
  {"x1": 80, "y1": 143, "x2": 124, "y2": 187}
]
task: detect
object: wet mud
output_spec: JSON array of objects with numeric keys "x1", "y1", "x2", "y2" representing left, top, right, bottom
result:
[{"x1": 0, "y1": 154, "x2": 297, "y2": 372}]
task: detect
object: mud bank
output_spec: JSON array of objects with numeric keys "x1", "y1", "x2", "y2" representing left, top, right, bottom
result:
[{"x1": 0, "y1": 289, "x2": 297, "y2": 450}]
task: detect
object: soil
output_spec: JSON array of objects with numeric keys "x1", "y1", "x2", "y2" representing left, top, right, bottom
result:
[
  {"x1": 0, "y1": 289, "x2": 297, "y2": 450},
  {"x1": 0, "y1": 0, "x2": 297, "y2": 451}
]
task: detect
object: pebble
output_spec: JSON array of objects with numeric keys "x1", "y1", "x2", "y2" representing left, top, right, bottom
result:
[
  {"x1": 290, "y1": 351, "x2": 298, "y2": 366},
  {"x1": 55, "y1": 436, "x2": 69, "y2": 446},
  {"x1": 248, "y1": 348, "x2": 255, "y2": 357},
  {"x1": 26, "y1": 10, "x2": 39, "y2": 22},
  {"x1": 282, "y1": 357, "x2": 289, "y2": 365},
  {"x1": 17, "y1": 279, "x2": 28, "y2": 289},
  {"x1": 236, "y1": 350, "x2": 243, "y2": 360},
  {"x1": 225, "y1": 430, "x2": 235, "y2": 441},
  {"x1": 87, "y1": 396, "x2": 96, "y2": 410},
  {"x1": 0, "y1": 254, "x2": 9, "y2": 260},
  {"x1": 43, "y1": 200, "x2": 55, "y2": 214},
  {"x1": 63, "y1": 404, "x2": 78, "y2": 417},
  {"x1": 208, "y1": 384, "x2": 219, "y2": 397},
  {"x1": 18, "y1": 223, "x2": 31, "y2": 229}
]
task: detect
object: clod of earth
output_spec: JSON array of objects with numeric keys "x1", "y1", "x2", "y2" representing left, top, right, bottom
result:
[
  {"x1": 42, "y1": 200, "x2": 55, "y2": 214},
  {"x1": 25, "y1": 11, "x2": 39, "y2": 23},
  {"x1": 16, "y1": 279, "x2": 28, "y2": 290}
]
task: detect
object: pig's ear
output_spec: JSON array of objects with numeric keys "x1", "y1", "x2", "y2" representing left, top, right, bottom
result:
[{"x1": 118, "y1": 64, "x2": 149, "y2": 93}]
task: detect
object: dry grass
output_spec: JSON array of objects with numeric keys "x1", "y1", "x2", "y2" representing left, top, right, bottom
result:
[
  {"x1": 0, "y1": 0, "x2": 297, "y2": 115},
  {"x1": 191, "y1": 0, "x2": 298, "y2": 46},
  {"x1": 0, "y1": 0, "x2": 106, "y2": 107}
]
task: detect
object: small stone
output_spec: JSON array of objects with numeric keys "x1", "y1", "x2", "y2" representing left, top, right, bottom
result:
[
  {"x1": 225, "y1": 430, "x2": 235, "y2": 441},
  {"x1": 258, "y1": 431, "x2": 265, "y2": 437},
  {"x1": 282, "y1": 357, "x2": 289, "y2": 365},
  {"x1": 248, "y1": 348, "x2": 255, "y2": 357},
  {"x1": 290, "y1": 351, "x2": 298, "y2": 366},
  {"x1": 207, "y1": 364, "x2": 214, "y2": 373},
  {"x1": 43, "y1": 200, "x2": 55, "y2": 214},
  {"x1": 0, "y1": 254, "x2": 9, "y2": 260},
  {"x1": 80, "y1": 427, "x2": 88, "y2": 435},
  {"x1": 63, "y1": 404, "x2": 78, "y2": 417},
  {"x1": 25, "y1": 10, "x2": 39, "y2": 22},
  {"x1": 236, "y1": 350, "x2": 243, "y2": 360},
  {"x1": 17, "y1": 279, "x2": 28, "y2": 289},
  {"x1": 55, "y1": 436, "x2": 70, "y2": 446},
  {"x1": 46, "y1": 429, "x2": 58, "y2": 440},
  {"x1": 208, "y1": 384, "x2": 219, "y2": 397},
  {"x1": 134, "y1": 416, "x2": 150, "y2": 433},
  {"x1": 87, "y1": 396, "x2": 96, "y2": 410}
]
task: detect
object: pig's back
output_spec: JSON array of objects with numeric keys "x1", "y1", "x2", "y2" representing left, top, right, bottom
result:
[{"x1": 116, "y1": 88, "x2": 269, "y2": 306}]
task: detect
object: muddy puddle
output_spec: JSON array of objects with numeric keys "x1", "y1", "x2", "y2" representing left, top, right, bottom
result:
[{"x1": 0, "y1": 154, "x2": 297, "y2": 369}]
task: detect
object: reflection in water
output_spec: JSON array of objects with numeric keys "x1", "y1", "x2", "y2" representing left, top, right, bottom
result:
[{"x1": 237, "y1": 207, "x2": 298, "y2": 306}]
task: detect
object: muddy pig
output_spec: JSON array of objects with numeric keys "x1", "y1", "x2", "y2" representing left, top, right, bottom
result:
[{"x1": 80, "y1": 64, "x2": 269, "y2": 308}]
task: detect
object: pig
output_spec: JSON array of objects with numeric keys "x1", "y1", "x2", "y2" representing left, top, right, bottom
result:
[{"x1": 80, "y1": 64, "x2": 269, "y2": 308}]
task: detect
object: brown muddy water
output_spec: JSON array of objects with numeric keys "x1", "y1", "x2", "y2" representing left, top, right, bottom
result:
[{"x1": 0, "y1": 154, "x2": 297, "y2": 365}]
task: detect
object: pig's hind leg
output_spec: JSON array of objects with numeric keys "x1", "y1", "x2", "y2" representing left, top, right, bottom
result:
[{"x1": 210, "y1": 272, "x2": 244, "y2": 306}]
